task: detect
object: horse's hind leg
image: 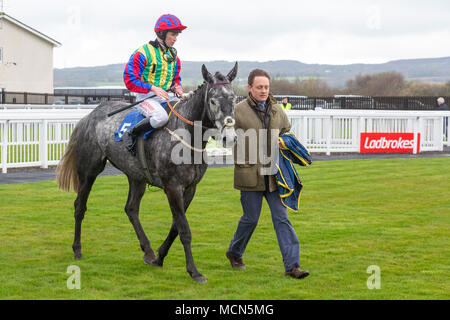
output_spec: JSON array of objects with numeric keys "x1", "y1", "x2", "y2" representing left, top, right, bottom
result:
[
  {"x1": 73, "y1": 175, "x2": 96, "y2": 259},
  {"x1": 125, "y1": 177, "x2": 156, "y2": 265},
  {"x1": 73, "y1": 159, "x2": 106, "y2": 260},
  {"x1": 153, "y1": 185, "x2": 196, "y2": 267}
]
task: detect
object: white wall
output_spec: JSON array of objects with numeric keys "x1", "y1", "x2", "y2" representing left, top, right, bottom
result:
[{"x1": 0, "y1": 18, "x2": 54, "y2": 93}]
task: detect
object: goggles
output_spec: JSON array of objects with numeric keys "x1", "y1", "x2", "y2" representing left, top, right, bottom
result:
[{"x1": 163, "y1": 47, "x2": 177, "y2": 63}]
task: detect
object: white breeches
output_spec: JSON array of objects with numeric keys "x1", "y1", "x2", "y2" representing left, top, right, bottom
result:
[{"x1": 136, "y1": 93, "x2": 180, "y2": 128}]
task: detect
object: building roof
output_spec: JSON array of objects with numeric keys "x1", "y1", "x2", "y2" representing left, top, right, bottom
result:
[{"x1": 0, "y1": 12, "x2": 61, "y2": 47}]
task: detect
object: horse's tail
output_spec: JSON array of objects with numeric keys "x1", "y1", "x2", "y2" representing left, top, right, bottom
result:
[{"x1": 56, "y1": 121, "x2": 82, "y2": 193}]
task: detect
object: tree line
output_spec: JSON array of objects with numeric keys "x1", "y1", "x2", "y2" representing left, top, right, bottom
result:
[{"x1": 200, "y1": 72, "x2": 450, "y2": 97}]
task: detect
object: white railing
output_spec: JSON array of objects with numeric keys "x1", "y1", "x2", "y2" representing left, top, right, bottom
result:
[
  {"x1": 0, "y1": 104, "x2": 97, "y2": 110},
  {"x1": 286, "y1": 109, "x2": 450, "y2": 155},
  {"x1": 0, "y1": 108, "x2": 94, "y2": 173},
  {"x1": 1, "y1": 106, "x2": 449, "y2": 173}
]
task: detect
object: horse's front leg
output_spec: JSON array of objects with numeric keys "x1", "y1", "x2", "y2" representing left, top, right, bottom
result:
[
  {"x1": 165, "y1": 184, "x2": 206, "y2": 283},
  {"x1": 125, "y1": 177, "x2": 156, "y2": 265},
  {"x1": 154, "y1": 185, "x2": 197, "y2": 267}
]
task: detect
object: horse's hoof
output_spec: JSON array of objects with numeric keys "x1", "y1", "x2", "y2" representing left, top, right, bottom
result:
[
  {"x1": 74, "y1": 253, "x2": 82, "y2": 260},
  {"x1": 143, "y1": 255, "x2": 161, "y2": 267},
  {"x1": 193, "y1": 275, "x2": 207, "y2": 283}
]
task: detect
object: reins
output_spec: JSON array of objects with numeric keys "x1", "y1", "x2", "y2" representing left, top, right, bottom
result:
[
  {"x1": 166, "y1": 96, "x2": 194, "y2": 126},
  {"x1": 164, "y1": 127, "x2": 206, "y2": 153}
]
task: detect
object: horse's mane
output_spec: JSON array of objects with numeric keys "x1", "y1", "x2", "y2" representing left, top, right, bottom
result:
[
  {"x1": 181, "y1": 83, "x2": 206, "y2": 103},
  {"x1": 181, "y1": 72, "x2": 228, "y2": 103}
]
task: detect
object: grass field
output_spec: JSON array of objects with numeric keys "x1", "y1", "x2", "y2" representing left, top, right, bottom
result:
[{"x1": 0, "y1": 158, "x2": 449, "y2": 300}]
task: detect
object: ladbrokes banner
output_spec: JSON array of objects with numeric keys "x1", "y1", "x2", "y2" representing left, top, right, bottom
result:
[{"x1": 360, "y1": 133, "x2": 420, "y2": 153}]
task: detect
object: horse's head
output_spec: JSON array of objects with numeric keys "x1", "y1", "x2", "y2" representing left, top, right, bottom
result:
[{"x1": 201, "y1": 62, "x2": 238, "y2": 148}]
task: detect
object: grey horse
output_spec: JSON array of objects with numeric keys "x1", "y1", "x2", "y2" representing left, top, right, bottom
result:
[{"x1": 56, "y1": 63, "x2": 238, "y2": 283}]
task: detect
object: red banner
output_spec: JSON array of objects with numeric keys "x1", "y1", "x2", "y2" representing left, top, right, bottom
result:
[{"x1": 360, "y1": 133, "x2": 420, "y2": 153}]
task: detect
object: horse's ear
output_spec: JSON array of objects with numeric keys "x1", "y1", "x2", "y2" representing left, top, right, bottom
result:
[
  {"x1": 202, "y1": 64, "x2": 214, "y2": 84},
  {"x1": 227, "y1": 62, "x2": 238, "y2": 82}
]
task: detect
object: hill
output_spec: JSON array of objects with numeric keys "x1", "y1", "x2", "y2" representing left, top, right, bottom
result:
[{"x1": 54, "y1": 56, "x2": 450, "y2": 88}]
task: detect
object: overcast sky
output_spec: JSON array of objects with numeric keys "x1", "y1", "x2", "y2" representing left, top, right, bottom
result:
[{"x1": 4, "y1": 0, "x2": 450, "y2": 68}]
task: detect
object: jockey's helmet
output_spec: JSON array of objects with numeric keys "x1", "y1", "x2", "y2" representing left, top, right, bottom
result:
[{"x1": 155, "y1": 14, "x2": 187, "y2": 39}]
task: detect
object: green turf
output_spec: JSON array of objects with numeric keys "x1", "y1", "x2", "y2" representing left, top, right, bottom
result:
[{"x1": 0, "y1": 157, "x2": 449, "y2": 299}]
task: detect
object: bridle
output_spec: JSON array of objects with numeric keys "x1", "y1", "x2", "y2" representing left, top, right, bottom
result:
[
  {"x1": 164, "y1": 81, "x2": 236, "y2": 152},
  {"x1": 166, "y1": 81, "x2": 236, "y2": 131},
  {"x1": 202, "y1": 81, "x2": 236, "y2": 131}
]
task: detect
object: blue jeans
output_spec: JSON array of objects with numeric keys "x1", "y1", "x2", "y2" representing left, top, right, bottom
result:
[{"x1": 227, "y1": 189, "x2": 301, "y2": 272}]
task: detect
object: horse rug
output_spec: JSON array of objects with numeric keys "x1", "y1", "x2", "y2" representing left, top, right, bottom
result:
[{"x1": 276, "y1": 132, "x2": 312, "y2": 212}]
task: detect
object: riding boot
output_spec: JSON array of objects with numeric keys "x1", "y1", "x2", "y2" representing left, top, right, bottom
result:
[{"x1": 123, "y1": 119, "x2": 154, "y2": 156}]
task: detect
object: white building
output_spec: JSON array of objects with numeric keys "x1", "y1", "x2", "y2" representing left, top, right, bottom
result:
[{"x1": 0, "y1": 12, "x2": 61, "y2": 94}]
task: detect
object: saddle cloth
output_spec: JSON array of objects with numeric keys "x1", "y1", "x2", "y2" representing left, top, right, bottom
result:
[{"x1": 114, "y1": 103, "x2": 170, "y2": 142}]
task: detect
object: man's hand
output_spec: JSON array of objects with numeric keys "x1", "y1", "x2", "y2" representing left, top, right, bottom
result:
[
  {"x1": 279, "y1": 140, "x2": 287, "y2": 150},
  {"x1": 150, "y1": 86, "x2": 169, "y2": 101}
]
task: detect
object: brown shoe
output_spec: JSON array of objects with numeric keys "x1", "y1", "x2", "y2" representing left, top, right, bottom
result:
[
  {"x1": 226, "y1": 252, "x2": 246, "y2": 270},
  {"x1": 285, "y1": 267, "x2": 309, "y2": 279}
]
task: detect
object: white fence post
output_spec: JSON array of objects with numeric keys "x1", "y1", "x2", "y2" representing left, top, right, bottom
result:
[
  {"x1": 413, "y1": 117, "x2": 420, "y2": 154},
  {"x1": 443, "y1": 116, "x2": 450, "y2": 147},
  {"x1": 353, "y1": 117, "x2": 359, "y2": 150},
  {"x1": 326, "y1": 116, "x2": 332, "y2": 156},
  {"x1": 436, "y1": 117, "x2": 443, "y2": 151},
  {"x1": 2, "y1": 120, "x2": 8, "y2": 173},
  {"x1": 302, "y1": 116, "x2": 307, "y2": 144},
  {"x1": 445, "y1": 116, "x2": 450, "y2": 146},
  {"x1": 40, "y1": 119, "x2": 48, "y2": 169}
]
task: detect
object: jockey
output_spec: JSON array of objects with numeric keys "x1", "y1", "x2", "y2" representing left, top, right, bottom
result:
[{"x1": 122, "y1": 14, "x2": 187, "y2": 155}]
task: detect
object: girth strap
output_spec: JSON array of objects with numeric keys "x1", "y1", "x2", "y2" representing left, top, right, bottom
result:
[{"x1": 137, "y1": 136, "x2": 152, "y2": 184}]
